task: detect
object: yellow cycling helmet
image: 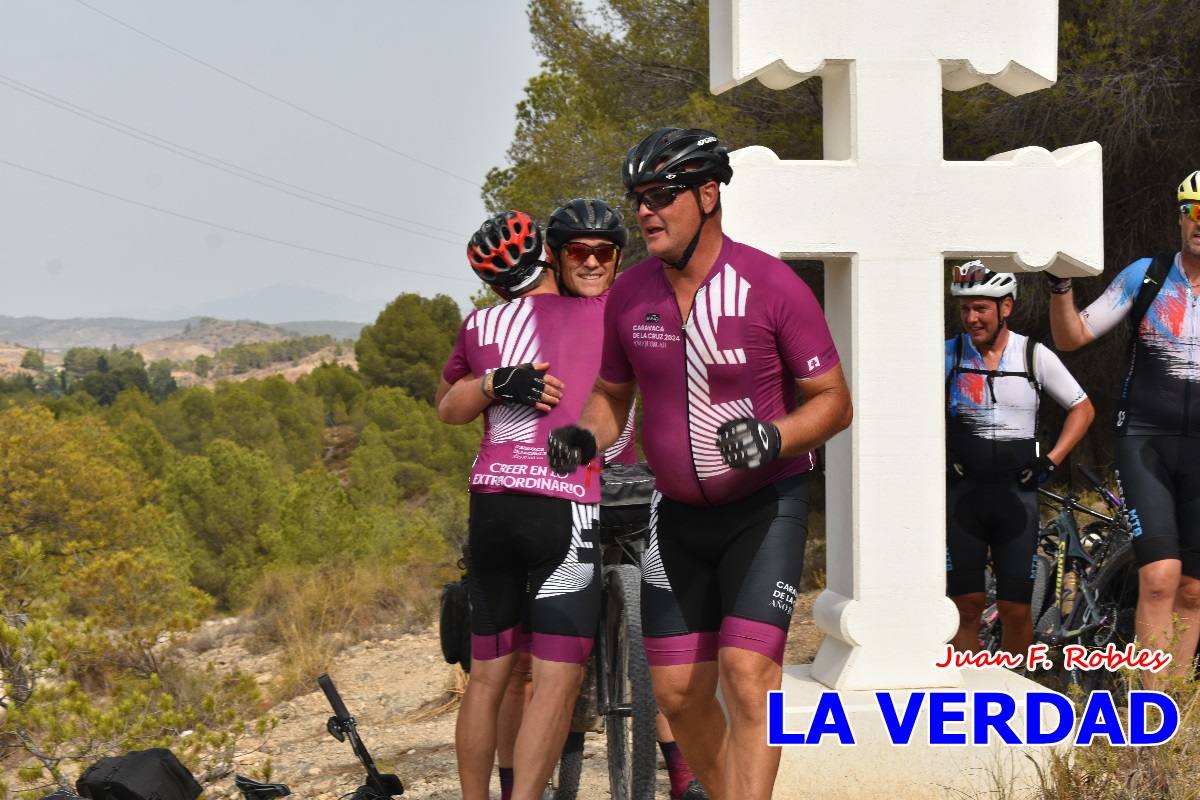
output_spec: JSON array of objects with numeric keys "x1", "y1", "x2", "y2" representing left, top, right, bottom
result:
[{"x1": 1178, "y1": 170, "x2": 1200, "y2": 202}]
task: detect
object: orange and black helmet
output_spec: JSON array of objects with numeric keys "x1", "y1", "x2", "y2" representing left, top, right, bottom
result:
[{"x1": 467, "y1": 211, "x2": 547, "y2": 293}]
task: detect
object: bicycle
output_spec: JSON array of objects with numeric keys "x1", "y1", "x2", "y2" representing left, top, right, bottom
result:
[
  {"x1": 977, "y1": 464, "x2": 1133, "y2": 684},
  {"x1": 235, "y1": 673, "x2": 403, "y2": 800}
]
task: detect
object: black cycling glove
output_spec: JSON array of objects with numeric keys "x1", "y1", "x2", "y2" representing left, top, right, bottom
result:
[
  {"x1": 1044, "y1": 272, "x2": 1073, "y2": 295},
  {"x1": 716, "y1": 417, "x2": 782, "y2": 470},
  {"x1": 547, "y1": 426, "x2": 597, "y2": 475},
  {"x1": 1017, "y1": 455, "x2": 1056, "y2": 488},
  {"x1": 488, "y1": 363, "x2": 546, "y2": 407}
]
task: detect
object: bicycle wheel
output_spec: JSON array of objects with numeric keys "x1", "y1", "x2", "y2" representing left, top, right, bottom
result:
[
  {"x1": 551, "y1": 730, "x2": 584, "y2": 800},
  {"x1": 1073, "y1": 542, "x2": 1138, "y2": 692},
  {"x1": 603, "y1": 564, "x2": 657, "y2": 800}
]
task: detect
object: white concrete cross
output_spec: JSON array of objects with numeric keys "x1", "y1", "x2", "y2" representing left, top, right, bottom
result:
[{"x1": 710, "y1": 0, "x2": 1104, "y2": 690}]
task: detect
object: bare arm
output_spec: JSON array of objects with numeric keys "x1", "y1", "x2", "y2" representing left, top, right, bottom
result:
[
  {"x1": 773, "y1": 364, "x2": 853, "y2": 458},
  {"x1": 1048, "y1": 288, "x2": 1095, "y2": 352},
  {"x1": 1046, "y1": 397, "x2": 1095, "y2": 465},
  {"x1": 576, "y1": 376, "x2": 636, "y2": 452},
  {"x1": 436, "y1": 361, "x2": 564, "y2": 424}
]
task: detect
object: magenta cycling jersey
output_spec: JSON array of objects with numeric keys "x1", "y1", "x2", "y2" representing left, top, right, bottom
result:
[
  {"x1": 444, "y1": 292, "x2": 635, "y2": 503},
  {"x1": 600, "y1": 236, "x2": 839, "y2": 506}
]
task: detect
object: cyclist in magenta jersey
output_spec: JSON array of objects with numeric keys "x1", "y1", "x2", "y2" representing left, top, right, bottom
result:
[
  {"x1": 547, "y1": 128, "x2": 852, "y2": 800},
  {"x1": 440, "y1": 205, "x2": 664, "y2": 800},
  {"x1": 439, "y1": 210, "x2": 606, "y2": 800},
  {"x1": 946, "y1": 261, "x2": 1094, "y2": 656},
  {"x1": 1048, "y1": 171, "x2": 1200, "y2": 681}
]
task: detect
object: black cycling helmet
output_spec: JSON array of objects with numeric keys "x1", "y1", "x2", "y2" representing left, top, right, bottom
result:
[
  {"x1": 622, "y1": 127, "x2": 733, "y2": 192},
  {"x1": 466, "y1": 210, "x2": 547, "y2": 293},
  {"x1": 546, "y1": 198, "x2": 628, "y2": 251}
]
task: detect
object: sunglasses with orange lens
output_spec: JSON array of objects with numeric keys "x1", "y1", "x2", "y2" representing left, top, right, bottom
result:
[
  {"x1": 1181, "y1": 203, "x2": 1200, "y2": 222},
  {"x1": 563, "y1": 242, "x2": 619, "y2": 264}
]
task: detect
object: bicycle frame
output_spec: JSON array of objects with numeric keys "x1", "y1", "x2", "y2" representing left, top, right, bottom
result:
[{"x1": 1034, "y1": 473, "x2": 1131, "y2": 660}]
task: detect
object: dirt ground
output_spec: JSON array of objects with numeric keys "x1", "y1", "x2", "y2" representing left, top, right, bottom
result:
[{"x1": 197, "y1": 591, "x2": 825, "y2": 800}]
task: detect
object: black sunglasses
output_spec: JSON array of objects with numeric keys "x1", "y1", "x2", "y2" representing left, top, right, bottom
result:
[{"x1": 627, "y1": 184, "x2": 691, "y2": 212}]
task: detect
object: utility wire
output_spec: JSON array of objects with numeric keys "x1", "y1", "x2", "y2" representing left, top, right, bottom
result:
[
  {"x1": 0, "y1": 156, "x2": 477, "y2": 283},
  {"x1": 71, "y1": 0, "x2": 483, "y2": 189},
  {"x1": 0, "y1": 73, "x2": 463, "y2": 245}
]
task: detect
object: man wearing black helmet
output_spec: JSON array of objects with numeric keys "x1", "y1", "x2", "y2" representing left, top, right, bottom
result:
[{"x1": 548, "y1": 128, "x2": 853, "y2": 800}]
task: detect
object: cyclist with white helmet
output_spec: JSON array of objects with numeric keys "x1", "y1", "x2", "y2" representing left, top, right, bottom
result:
[
  {"x1": 548, "y1": 127, "x2": 852, "y2": 800},
  {"x1": 946, "y1": 261, "x2": 1094, "y2": 655},
  {"x1": 1047, "y1": 170, "x2": 1200, "y2": 681}
]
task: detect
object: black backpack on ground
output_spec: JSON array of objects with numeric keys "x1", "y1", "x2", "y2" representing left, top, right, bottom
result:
[{"x1": 76, "y1": 748, "x2": 201, "y2": 800}]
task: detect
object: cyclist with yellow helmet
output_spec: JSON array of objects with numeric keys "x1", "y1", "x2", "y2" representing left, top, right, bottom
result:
[{"x1": 1048, "y1": 171, "x2": 1200, "y2": 680}]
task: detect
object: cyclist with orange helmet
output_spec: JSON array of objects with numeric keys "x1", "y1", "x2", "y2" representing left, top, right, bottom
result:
[{"x1": 438, "y1": 210, "x2": 605, "y2": 800}]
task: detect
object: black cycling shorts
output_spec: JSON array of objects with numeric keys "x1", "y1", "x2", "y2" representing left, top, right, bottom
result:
[
  {"x1": 640, "y1": 475, "x2": 809, "y2": 667},
  {"x1": 467, "y1": 493, "x2": 600, "y2": 664},
  {"x1": 946, "y1": 478, "x2": 1038, "y2": 603},
  {"x1": 1115, "y1": 435, "x2": 1200, "y2": 578}
]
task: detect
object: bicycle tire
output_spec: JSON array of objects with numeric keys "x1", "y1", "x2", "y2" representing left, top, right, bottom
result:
[
  {"x1": 1072, "y1": 541, "x2": 1138, "y2": 692},
  {"x1": 551, "y1": 730, "x2": 584, "y2": 800},
  {"x1": 603, "y1": 564, "x2": 657, "y2": 800},
  {"x1": 1030, "y1": 553, "x2": 1056, "y2": 625}
]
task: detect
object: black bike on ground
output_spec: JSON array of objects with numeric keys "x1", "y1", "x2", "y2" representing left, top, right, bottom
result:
[{"x1": 235, "y1": 673, "x2": 403, "y2": 800}]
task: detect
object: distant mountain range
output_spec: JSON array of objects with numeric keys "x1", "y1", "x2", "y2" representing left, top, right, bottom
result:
[
  {"x1": 117, "y1": 284, "x2": 386, "y2": 324},
  {"x1": 0, "y1": 315, "x2": 366, "y2": 352}
]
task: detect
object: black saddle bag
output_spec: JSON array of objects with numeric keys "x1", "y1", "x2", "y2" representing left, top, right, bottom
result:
[{"x1": 76, "y1": 748, "x2": 201, "y2": 800}]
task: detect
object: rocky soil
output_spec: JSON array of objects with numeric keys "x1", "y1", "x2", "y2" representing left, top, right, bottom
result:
[{"x1": 196, "y1": 592, "x2": 824, "y2": 800}]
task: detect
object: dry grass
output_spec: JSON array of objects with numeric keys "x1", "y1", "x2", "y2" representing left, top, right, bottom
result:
[
  {"x1": 407, "y1": 666, "x2": 469, "y2": 722},
  {"x1": 242, "y1": 560, "x2": 454, "y2": 702},
  {"x1": 1032, "y1": 675, "x2": 1199, "y2": 800}
]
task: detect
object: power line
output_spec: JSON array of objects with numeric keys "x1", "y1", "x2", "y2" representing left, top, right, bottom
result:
[
  {"x1": 0, "y1": 73, "x2": 463, "y2": 245},
  {"x1": 0, "y1": 156, "x2": 478, "y2": 284},
  {"x1": 71, "y1": 0, "x2": 484, "y2": 189}
]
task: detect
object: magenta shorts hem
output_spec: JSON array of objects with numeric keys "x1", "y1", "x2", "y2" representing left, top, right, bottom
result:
[
  {"x1": 718, "y1": 616, "x2": 787, "y2": 665},
  {"x1": 471, "y1": 624, "x2": 521, "y2": 661},
  {"x1": 643, "y1": 632, "x2": 719, "y2": 666},
  {"x1": 530, "y1": 632, "x2": 593, "y2": 665}
]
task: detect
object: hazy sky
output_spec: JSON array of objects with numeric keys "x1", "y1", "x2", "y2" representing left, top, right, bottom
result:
[{"x1": 0, "y1": 0, "x2": 543, "y2": 319}]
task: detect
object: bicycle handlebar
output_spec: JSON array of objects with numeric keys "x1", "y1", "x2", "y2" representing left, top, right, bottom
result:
[
  {"x1": 318, "y1": 673, "x2": 352, "y2": 721},
  {"x1": 1074, "y1": 464, "x2": 1123, "y2": 511},
  {"x1": 317, "y1": 673, "x2": 404, "y2": 798}
]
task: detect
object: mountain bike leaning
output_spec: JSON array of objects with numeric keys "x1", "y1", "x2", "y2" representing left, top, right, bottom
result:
[{"x1": 978, "y1": 464, "x2": 1137, "y2": 690}]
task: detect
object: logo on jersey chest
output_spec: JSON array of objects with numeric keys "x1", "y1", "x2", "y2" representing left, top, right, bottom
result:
[{"x1": 631, "y1": 318, "x2": 681, "y2": 349}]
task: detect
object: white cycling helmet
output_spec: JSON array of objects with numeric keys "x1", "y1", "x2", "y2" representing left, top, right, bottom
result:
[{"x1": 950, "y1": 260, "x2": 1017, "y2": 300}]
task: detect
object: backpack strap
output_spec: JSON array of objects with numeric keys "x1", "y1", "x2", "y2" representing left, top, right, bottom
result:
[
  {"x1": 1023, "y1": 334, "x2": 1041, "y2": 393},
  {"x1": 1129, "y1": 254, "x2": 1173, "y2": 330},
  {"x1": 1117, "y1": 254, "x2": 1174, "y2": 433}
]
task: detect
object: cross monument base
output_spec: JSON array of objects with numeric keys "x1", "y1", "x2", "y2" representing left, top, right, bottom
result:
[{"x1": 774, "y1": 666, "x2": 1055, "y2": 800}]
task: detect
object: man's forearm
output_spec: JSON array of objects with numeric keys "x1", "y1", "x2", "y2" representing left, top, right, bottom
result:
[
  {"x1": 578, "y1": 379, "x2": 634, "y2": 452},
  {"x1": 1047, "y1": 398, "x2": 1095, "y2": 464},
  {"x1": 438, "y1": 375, "x2": 492, "y2": 424},
  {"x1": 773, "y1": 385, "x2": 853, "y2": 458},
  {"x1": 1049, "y1": 291, "x2": 1093, "y2": 352}
]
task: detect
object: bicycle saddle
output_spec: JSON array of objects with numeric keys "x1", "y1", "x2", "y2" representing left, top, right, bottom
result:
[{"x1": 234, "y1": 774, "x2": 293, "y2": 799}]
